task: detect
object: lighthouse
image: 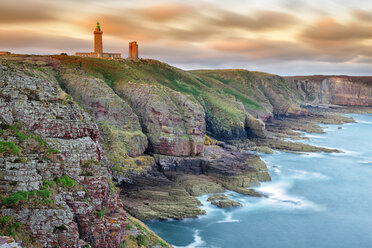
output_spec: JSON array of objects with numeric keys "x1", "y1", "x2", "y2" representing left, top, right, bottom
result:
[
  {"x1": 94, "y1": 22, "x2": 103, "y2": 56},
  {"x1": 75, "y1": 22, "x2": 121, "y2": 59}
]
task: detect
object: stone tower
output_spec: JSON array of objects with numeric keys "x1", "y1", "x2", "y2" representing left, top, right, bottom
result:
[
  {"x1": 94, "y1": 22, "x2": 103, "y2": 55},
  {"x1": 128, "y1": 41, "x2": 138, "y2": 59}
]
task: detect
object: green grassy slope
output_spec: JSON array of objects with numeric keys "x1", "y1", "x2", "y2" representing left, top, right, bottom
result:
[{"x1": 50, "y1": 56, "x2": 301, "y2": 139}]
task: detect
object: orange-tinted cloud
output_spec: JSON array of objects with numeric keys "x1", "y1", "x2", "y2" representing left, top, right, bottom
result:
[
  {"x1": 2, "y1": 0, "x2": 372, "y2": 75},
  {"x1": 208, "y1": 9, "x2": 299, "y2": 30},
  {"x1": 0, "y1": 0, "x2": 59, "y2": 23},
  {"x1": 352, "y1": 9, "x2": 372, "y2": 22},
  {"x1": 137, "y1": 3, "x2": 193, "y2": 22},
  {"x1": 300, "y1": 18, "x2": 372, "y2": 42}
]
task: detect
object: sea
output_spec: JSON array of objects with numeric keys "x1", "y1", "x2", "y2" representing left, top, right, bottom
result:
[{"x1": 146, "y1": 114, "x2": 372, "y2": 248}]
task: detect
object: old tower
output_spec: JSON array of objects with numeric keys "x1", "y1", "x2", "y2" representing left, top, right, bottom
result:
[
  {"x1": 128, "y1": 41, "x2": 138, "y2": 59},
  {"x1": 94, "y1": 22, "x2": 103, "y2": 55},
  {"x1": 75, "y1": 22, "x2": 121, "y2": 59}
]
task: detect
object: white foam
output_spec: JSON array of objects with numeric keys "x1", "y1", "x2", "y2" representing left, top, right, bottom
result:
[
  {"x1": 216, "y1": 212, "x2": 240, "y2": 224},
  {"x1": 269, "y1": 164, "x2": 282, "y2": 174},
  {"x1": 323, "y1": 127, "x2": 337, "y2": 132},
  {"x1": 173, "y1": 230, "x2": 208, "y2": 248},
  {"x1": 255, "y1": 181, "x2": 325, "y2": 211},
  {"x1": 358, "y1": 161, "x2": 372, "y2": 165},
  {"x1": 305, "y1": 134, "x2": 325, "y2": 139},
  {"x1": 300, "y1": 152, "x2": 326, "y2": 158},
  {"x1": 356, "y1": 120, "x2": 372, "y2": 124},
  {"x1": 289, "y1": 169, "x2": 329, "y2": 180},
  {"x1": 331, "y1": 148, "x2": 360, "y2": 156}
]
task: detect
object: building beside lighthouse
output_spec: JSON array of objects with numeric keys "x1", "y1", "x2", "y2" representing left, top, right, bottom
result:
[
  {"x1": 75, "y1": 22, "x2": 121, "y2": 59},
  {"x1": 128, "y1": 41, "x2": 138, "y2": 59}
]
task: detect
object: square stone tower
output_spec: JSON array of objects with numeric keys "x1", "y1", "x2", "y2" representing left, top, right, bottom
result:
[
  {"x1": 94, "y1": 22, "x2": 103, "y2": 55},
  {"x1": 128, "y1": 41, "x2": 138, "y2": 59}
]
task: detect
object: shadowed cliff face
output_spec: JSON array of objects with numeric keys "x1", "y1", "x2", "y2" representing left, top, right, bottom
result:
[
  {"x1": 286, "y1": 76, "x2": 372, "y2": 106},
  {"x1": 0, "y1": 61, "x2": 127, "y2": 247}
]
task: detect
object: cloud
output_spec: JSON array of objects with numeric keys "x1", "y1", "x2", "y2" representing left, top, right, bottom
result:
[
  {"x1": 210, "y1": 37, "x2": 372, "y2": 64},
  {"x1": 212, "y1": 38, "x2": 316, "y2": 60},
  {"x1": 208, "y1": 9, "x2": 299, "y2": 30},
  {"x1": 0, "y1": 29, "x2": 91, "y2": 54},
  {"x1": 300, "y1": 18, "x2": 372, "y2": 43},
  {"x1": 352, "y1": 9, "x2": 372, "y2": 22},
  {"x1": 137, "y1": 3, "x2": 193, "y2": 22},
  {"x1": 0, "y1": 0, "x2": 59, "y2": 23}
]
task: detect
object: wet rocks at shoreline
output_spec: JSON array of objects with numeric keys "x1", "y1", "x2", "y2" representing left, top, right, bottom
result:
[{"x1": 207, "y1": 194, "x2": 242, "y2": 208}]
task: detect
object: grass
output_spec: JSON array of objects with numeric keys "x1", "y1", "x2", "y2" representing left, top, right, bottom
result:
[
  {"x1": 1, "y1": 188, "x2": 53, "y2": 207},
  {"x1": 221, "y1": 88, "x2": 263, "y2": 110},
  {"x1": 1, "y1": 191, "x2": 29, "y2": 206},
  {"x1": 36, "y1": 189, "x2": 50, "y2": 199},
  {"x1": 42, "y1": 180, "x2": 55, "y2": 189},
  {"x1": 96, "y1": 208, "x2": 105, "y2": 218},
  {"x1": 46, "y1": 148, "x2": 61, "y2": 154},
  {"x1": 52, "y1": 55, "x2": 296, "y2": 139},
  {"x1": 0, "y1": 141, "x2": 21, "y2": 155},
  {"x1": 56, "y1": 175, "x2": 76, "y2": 188},
  {"x1": 32, "y1": 134, "x2": 49, "y2": 147},
  {"x1": 0, "y1": 216, "x2": 12, "y2": 225}
]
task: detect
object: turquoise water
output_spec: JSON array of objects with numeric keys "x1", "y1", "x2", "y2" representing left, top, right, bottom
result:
[{"x1": 146, "y1": 114, "x2": 372, "y2": 248}]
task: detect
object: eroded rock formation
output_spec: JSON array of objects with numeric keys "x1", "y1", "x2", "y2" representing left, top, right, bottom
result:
[{"x1": 287, "y1": 76, "x2": 372, "y2": 106}]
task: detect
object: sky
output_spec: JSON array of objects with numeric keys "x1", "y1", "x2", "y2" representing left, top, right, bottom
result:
[{"x1": 1, "y1": 0, "x2": 372, "y2": 75}]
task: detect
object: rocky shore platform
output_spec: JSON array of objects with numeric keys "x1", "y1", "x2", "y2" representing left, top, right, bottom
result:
[{"x1": 120, "y1": 108, "x2": 358, "y2": 220}]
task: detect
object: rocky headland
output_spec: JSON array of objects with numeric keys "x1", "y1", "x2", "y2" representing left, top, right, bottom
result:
[{"x1": 0, "y1": 54, "x2": 371, "y2": 247}]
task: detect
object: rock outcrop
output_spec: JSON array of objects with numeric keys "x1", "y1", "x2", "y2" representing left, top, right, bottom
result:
[
  {"x1": 120, "y1": 142, "x2": 270, "y2": 220},
  {"x1": 0, "y1": 62, "x2": 127, "y2": 247},
  {"x1": 0, "y1": 59, "x2": 170, "y2": 248},
  {"x1": 114, "y1": 82, "x2": 205, "y2": 156},
  {"x1": 287, "y1": 76, "x2": 372, "y2": 106}
]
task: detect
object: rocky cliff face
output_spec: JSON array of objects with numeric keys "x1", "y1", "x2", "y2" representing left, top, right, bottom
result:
[
  {"x1": 0, "y1": 61, "x2": 127, "y2": 247},
  {"x1": 0, "y1": 58, "x2": 170, "y2": 248},
  {"x1": 286, "y1": 76, "x2": 372, "y2": 106},
  {"x1": 114, "y1": 82, "x2": 205, "y2": 157}
]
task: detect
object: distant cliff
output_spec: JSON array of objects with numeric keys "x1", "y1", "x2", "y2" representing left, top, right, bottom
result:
[{"x1": 286, "y1": 75, "x2": 372, "y2": 106}]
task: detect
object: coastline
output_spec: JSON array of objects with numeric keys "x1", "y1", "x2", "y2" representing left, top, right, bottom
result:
[
  {"x1": 146, "y1": 111, "x2": 372, "y2": 248},
  {"x1": 2, "y1": 55, "x2": 372, "y2": 247},
  {"x1": 122, "y1": 106, "x2": 363, "y2": 222}
]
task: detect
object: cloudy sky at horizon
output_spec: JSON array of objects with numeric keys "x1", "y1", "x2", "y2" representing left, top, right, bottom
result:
[{"x1": 1, "y1": 0, "x2": 372, "y2": 75}]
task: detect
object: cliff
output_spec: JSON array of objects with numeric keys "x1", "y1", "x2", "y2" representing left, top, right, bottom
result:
[
  {"x1": 286, "y1": 75, "x2": 372, "y2": 106},
  {"x1": 1, "y1": 54, "x2": 371, "y2": 247},
  {"x1": 0, "y1": 57, "x2": 170, "y2": 248}
]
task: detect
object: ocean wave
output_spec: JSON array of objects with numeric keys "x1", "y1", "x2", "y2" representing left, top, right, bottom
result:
[
  {"x1": 173, "y1": 230, "x2": 208, "y2": 248},
  {"x1": 305, "y1": 134, "x2": 325, "y2": 139},
  {"x1": 300, "y1": 152, "x2": 326, "y2": 158},
  {"x1": 331, "y1": 148, "x2": 360, "y2": 156},
  {"x1": 358, "y1": 160, "x2": 372, "y2": 165},
  {"x1": 355, "y1": 120, "x2": 372, "y2": 124},
  {"x1": 255, "y1": 181, "x2": 325, "y2": 211},
  {"x1": 216, "y1": 212, "x2": 240, "y2": 224},
  {"x1": 269, "y1": 164, "x2": 282, "y2": 174},
  {"x1": 289, "y1": 169, "x2": 329, "y2": 180}
]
